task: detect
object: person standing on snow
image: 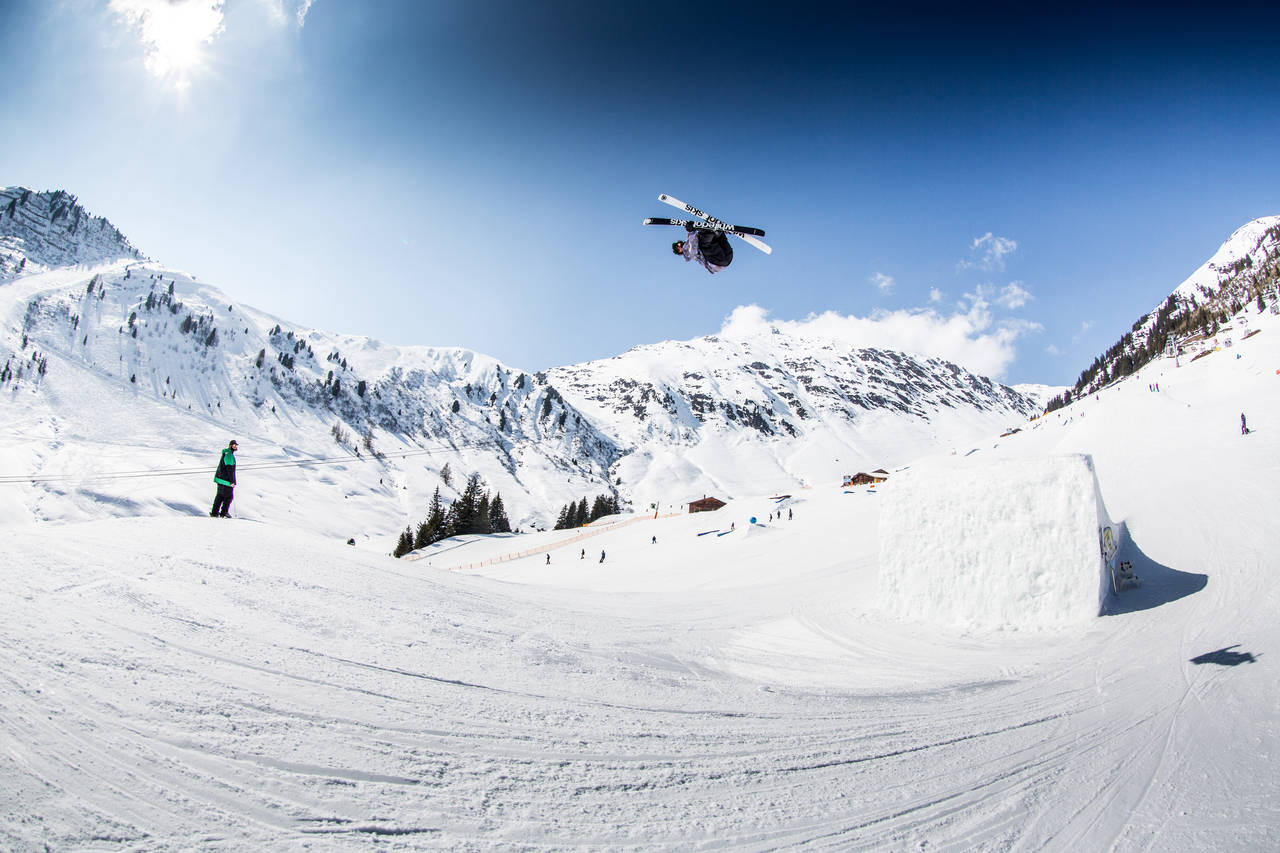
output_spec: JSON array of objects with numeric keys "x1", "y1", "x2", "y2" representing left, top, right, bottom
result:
[
  {"x1": 673, "y1": 225, "x2": 733, "y2": 274},
  {"x1": 210, "y1": 439, "x2": 238, "y2": 518}
]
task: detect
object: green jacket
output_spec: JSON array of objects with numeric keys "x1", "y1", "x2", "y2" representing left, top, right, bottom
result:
[{"x1": 214, "y1": 448, "x2": 236, "y2": 487}]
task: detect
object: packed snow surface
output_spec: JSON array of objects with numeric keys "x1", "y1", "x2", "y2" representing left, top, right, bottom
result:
[
  {"x1": 879, "y1": 454, "x2": 1114, "y2": 631},
  {"x1": 3, "y1": 298, "x2": 1278, "y2": 850}
]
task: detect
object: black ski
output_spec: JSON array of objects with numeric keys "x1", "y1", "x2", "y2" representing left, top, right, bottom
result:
[{"x1": 643, "y1": 217, "x2": 765, "y2": 237}]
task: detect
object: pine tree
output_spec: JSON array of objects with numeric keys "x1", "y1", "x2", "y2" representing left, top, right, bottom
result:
[
  {"x1": 446, "y1": 473, "x2": 485, "y2": 537},
  {"x1": 423, "y1": 487, "x2": 446, "y2": 544},
  {"x1": 393, "y1": 527, "x2": 414, "y2": 558},
  {"x1": 413, "y1": 520, "x2": 432, "y2": 550},
  {"x1": 489, "y1": 493, "x2": 511, "y2": 533},
  {"x1": 472, "y1": 492, "x2": 492, "y2": 535}
]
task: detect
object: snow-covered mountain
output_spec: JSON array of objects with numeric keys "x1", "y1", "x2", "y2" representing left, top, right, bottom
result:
[
  {"x1": 0, "y1": 256, "x2": 620, "y2": 535},
  {"x1": 1063, "y1": 215, "x2": 1280, "y2": 401},
  {"x1": 0, "y1": 186, "x2": 1045, "y2": 541},
  {"x1": 548, "y1": 333, "x2": 1040, "y2": 501},
  {"x1": 0, "y1": 188, "x2": 141, "y2": 280},
  {"x1": 1172, "y1": 215, "x2": 1280, "y2": 304}
]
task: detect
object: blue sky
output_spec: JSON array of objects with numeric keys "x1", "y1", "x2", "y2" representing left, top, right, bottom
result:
[{"x1": 4, "y1": 1, "x2": 1279, "y2": 385}]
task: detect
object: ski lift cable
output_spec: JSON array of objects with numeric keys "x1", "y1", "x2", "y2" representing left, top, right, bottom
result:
[{"x1": 0, "y1": 439, "x2": 502, "y2": 485}]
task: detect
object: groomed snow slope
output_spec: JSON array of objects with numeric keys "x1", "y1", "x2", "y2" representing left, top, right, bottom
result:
[{"x1": 2, "y1": 306, "x2": 1278, "y2": 850}]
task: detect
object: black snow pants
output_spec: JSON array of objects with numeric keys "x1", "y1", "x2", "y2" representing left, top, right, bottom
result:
[{"x1": 211, "y1": 484, "x2": 234, "y2": 517}]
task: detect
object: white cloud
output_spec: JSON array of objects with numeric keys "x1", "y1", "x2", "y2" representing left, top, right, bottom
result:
[
  {"x1": 719, "y1": 304, "x2": 774, "y2": 340},
  {"x1": 261, "y1": 0, "x2": 317, "y2": 27},
  {"x1": 998, "y1": 281, "x2": 1032, "y2": 310},
  {"x1": 109, "y1": 0, "x2": 225, "y2": 85},
  {"x1": 870, "y1": 272, "x2": 895, "y2": 294},
  {"x1": 719, "y1": 302, "x2": 1042, "y2": 380},
  {"x1": 960, "y1": 232, "x2": 1019, "y2": 272},
  {"x1": 928, "y1": 288, "x2": 944, "y2": 304}
]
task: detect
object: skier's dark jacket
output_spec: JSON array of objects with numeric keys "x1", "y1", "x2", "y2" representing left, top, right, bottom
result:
[
  {"x1": 214, "y1": 447, "x2": 236, "y2": 488},
  {"x1": 695, "y1": 229, "x2": 733, "y2": 267}
]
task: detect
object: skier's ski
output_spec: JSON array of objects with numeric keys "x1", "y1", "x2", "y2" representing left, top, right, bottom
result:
[
  {"x1": 656, "y1": 194, "x2": 772, "y2": 254},
  {"x1": 643, "y1": 217, "x2": 765, "y2": 237},
  {"x1": 645, "y1": 218, "x2": 772, "y2": 254},
  {"x1": 659, "y1": 194, "x2": 732, "y2": 229}
]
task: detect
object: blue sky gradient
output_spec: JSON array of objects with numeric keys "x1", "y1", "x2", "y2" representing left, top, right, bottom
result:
[{"x1": 4, "y1": 1, "x2": 1279, "y2": 384}]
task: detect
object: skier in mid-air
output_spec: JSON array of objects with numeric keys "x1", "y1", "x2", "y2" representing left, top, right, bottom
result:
[
  {"x1": 674, "y1": 225, "x2": 733, "y2": 274},
  {"x1": 646, "y1": 193, "x2": 769, "y2": 267}
]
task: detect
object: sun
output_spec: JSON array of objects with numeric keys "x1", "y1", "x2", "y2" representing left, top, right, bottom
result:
[{"x1": 110, "y1": 0, "x2": 225, "y2": 89}]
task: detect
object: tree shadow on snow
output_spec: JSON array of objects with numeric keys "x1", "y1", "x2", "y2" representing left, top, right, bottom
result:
[{"x1": 1103, "y1": 536, "x2": 1208, "y2": 616}]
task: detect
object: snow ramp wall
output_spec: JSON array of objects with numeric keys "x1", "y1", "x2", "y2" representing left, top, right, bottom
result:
[{"x1": 878, "y1": 454, "x2": 1121, "y2": 631}]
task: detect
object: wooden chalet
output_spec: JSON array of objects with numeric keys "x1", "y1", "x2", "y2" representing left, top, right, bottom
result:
[
  {"x1": 843, "y1": 469, "x2": 890, "y2": 487},
  {"x1": 688, "y1": 497, "x2": 727, "y2": 514}
]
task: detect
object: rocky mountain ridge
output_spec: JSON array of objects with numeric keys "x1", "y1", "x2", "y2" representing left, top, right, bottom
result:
[{"x1": 1, "y1": 188, "x2": 141, "y2": 281}]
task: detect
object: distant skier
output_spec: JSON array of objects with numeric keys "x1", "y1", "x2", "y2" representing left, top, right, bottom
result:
[
  {"x1": 210, "y1": 439, "x2": 237, "y2": 518},
  {"x1": 599, "y1": 550, "x2": 606, "y2": 564},
  {"x1": 1241, "y1": 413, "x2": 1250, "y2": 435},
  {"x1": 673, "y1": 226, "x2": 733, "y2": 274}
]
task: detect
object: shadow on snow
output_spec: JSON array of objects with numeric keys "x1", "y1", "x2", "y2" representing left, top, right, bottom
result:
[
  {"x1": 1104, "y1": 535, "x2": 1208, "y2": 616},
  {"x1": 1190, "y1": 645, "x2": 1261, "y2": 666}
]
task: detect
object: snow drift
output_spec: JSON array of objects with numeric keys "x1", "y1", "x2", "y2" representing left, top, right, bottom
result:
[{"x1": 878, "y1": 454, "x2": 1118, "y2": 630}]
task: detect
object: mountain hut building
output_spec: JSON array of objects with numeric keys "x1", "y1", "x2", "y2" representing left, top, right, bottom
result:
[{"x1": 688, "y1": 497, "x2": 727, "y2": 514}]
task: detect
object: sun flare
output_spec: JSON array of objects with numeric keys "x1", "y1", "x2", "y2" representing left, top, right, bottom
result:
[{"x1": 110, "y1": 0, "x2": 225, "y2": 88}]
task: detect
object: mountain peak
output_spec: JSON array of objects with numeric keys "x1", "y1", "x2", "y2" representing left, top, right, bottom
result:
[{"x1": 1, "y1": 187, "x2": 141, "y2": 280}]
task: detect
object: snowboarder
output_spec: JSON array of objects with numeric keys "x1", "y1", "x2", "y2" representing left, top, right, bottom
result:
[
  {"x1": 674, "y1": 226, "x2": 733, "y2": 274},
  {"x1": 1242, "y1": 413, "x2": 1250, "y2": 435},
  {"x1": 210, "y1": 439, "x2": 237, "y2": 518},
  {"x1": 599, "y1": 550, "x2": 606, "y2": 564}
]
